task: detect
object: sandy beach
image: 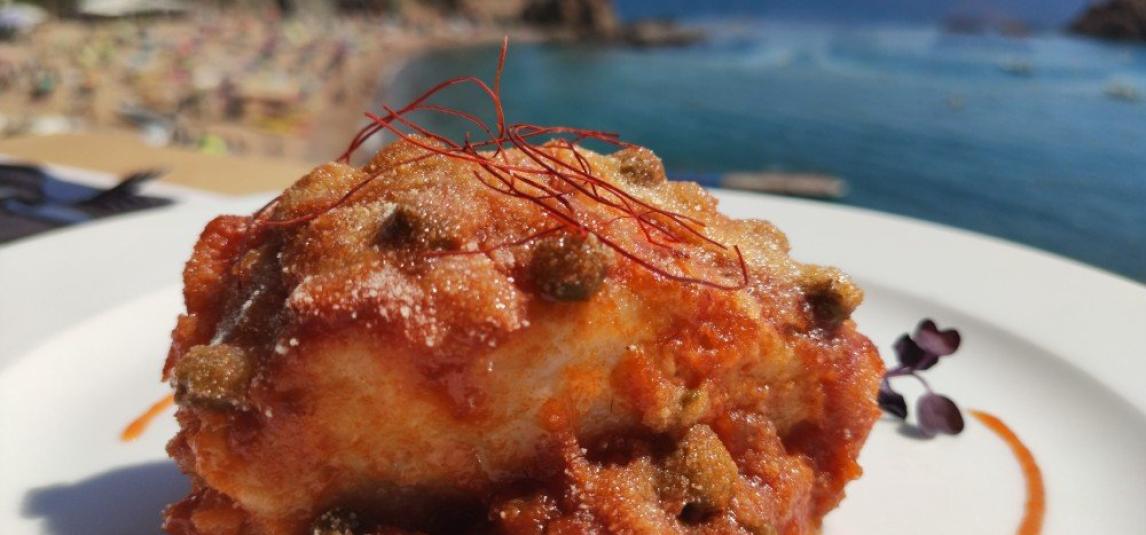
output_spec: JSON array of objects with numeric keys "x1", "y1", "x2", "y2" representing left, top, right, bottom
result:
[{"x1": 0, "y1": 10, "x2": 535, "y2": 167}]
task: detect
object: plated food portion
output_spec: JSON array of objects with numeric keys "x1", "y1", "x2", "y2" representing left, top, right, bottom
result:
[{"x1": 160, "y1": 46, "x2": 883, "y2": 534}]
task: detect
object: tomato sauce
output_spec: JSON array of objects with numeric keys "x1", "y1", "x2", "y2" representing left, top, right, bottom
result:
[
  {"x1": 122, "y1": 394, "x2": 175, "y2": 441},
  {"x1": 971, "y1": 409, "x2": 1044, "y2": 535}
]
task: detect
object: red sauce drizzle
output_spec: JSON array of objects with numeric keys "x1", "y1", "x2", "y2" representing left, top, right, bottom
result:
[
  {"x1": 971, "y1": 409, "x2": 1045, "y2": 535},
  {"x1": 121, "y1": 394, "x2": 175, "y2": 442}
]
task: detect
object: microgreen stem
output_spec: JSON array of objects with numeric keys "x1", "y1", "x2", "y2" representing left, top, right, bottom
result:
[{"x1": 884, "y1": 366, "x2": 932, "y2": 392}]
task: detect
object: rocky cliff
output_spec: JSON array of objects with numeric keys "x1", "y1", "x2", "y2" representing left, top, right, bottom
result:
[
  {"x1": 1070, "y1": 0, "x2": 1146, "y2": 41},
  {"x1": 520, "y1": 0, "x2": 618, "y2": 36}
]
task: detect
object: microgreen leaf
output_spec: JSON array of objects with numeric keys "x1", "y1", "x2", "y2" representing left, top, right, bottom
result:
[
  {"x1": 917, "y1": 393, "x2": 965, "y2": 436},
  {"x1": 914, "y1": 319, "x2": 961, "y2": 358},
  {"x1": 878, "y1": 384, "x2": 908, "y2": 419},
  {"x1": 894, "y1": 334, "x2": 927, "y2": 369}
]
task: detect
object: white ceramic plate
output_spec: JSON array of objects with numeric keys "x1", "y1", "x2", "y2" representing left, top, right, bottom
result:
[
  {"x1": 2, "y1": 191, "x2": 1144, "y2": 534},
  {"x1": 0, "y1": 159, "x2": 258, "y2": 363}
]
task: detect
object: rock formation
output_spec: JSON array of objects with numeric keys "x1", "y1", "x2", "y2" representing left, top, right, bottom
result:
[
  {"x1": 521, "y1": 0, "x2": 618, "y2": 36},
  {"x1": 1070, "y1": 0, "x2": 1146, "y2": 41}
]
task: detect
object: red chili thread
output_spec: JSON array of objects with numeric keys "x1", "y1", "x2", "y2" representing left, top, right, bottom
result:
[{"x1": 255, "y1": 39, "x2": 749, "y2": 291}]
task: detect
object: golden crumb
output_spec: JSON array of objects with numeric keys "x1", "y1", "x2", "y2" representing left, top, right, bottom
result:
[{"x1": 162, "y1": 138, "x2": 882, "y2": 535}]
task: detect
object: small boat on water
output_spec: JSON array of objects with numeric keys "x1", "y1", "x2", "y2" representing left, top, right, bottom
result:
[
  {"x1": 1105, "y1": 83, "x2": 1142, "y2": 103},
  {"x1": 675, "y1": 171, "x2": 847, "y2": 200},
  {"x1": 999, "y1": 58, "x2": 1033, "y2": 77}
]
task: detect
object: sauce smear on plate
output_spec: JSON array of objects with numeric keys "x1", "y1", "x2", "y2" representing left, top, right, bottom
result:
[
  {"x1": 971, "y1": 409, "x2": 1044, "y2": 535},
  {"x1": 121, "y1": 394, "x2": 175, "y2": 441}
]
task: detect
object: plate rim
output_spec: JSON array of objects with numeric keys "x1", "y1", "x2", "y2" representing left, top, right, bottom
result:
[
  {"x1": 714, "y1": 190, "x2": 1146, "y2": 416},
  {"x1": 3, "y1": 189, "x2": 1144, "y2": 409},
  {"x1": 2, "y1": 189, "x2": 1145, "y2": 533}
]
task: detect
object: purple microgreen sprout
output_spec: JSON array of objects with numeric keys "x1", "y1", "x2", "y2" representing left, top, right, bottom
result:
[
  {"x1": 877, "y1": 383, "x2": 908, "y2": 419},
  {"x1": 878, "y1": 319, "x2": 965, "y2": 436},
  {"x1": 917, "y1": 393, "x2": 965, "y2": 435}
]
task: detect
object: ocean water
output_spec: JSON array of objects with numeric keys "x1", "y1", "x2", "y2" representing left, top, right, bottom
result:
[{"x1": 386, "y1": 22, "x2": 1146, "y2": 282}]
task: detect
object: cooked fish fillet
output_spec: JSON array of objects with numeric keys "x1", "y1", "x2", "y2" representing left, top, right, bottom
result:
[{"x1": 162, "y1": 137, "x2": 882, "y2": 535}]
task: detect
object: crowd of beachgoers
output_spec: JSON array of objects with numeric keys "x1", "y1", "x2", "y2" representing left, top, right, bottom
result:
[{"x1": 0, "y1": 9, "x2": 512, "y2": 162}]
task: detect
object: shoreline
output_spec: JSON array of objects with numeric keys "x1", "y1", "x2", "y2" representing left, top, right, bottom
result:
[
  {"x1": 0, "y1": 16, "x2": 554, "y2": 168},
  {"x1": 314, "y1": 28, "x2": 536, "y2": 166},
  {"x1": 335, "y1": 27, "x2": 553, "y2": 166}
]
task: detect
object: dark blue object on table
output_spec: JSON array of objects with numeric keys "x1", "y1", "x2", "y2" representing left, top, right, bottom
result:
[{"x1": 0, "y1": 163, "x2": 172, "y2": 243}]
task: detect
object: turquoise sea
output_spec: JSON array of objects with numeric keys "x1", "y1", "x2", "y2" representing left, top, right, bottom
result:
[{"x1": 386, "y1": 22, "x2": 1146, "y2": 282}]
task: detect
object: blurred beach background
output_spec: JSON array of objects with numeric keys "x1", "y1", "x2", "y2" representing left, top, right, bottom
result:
[{"x1": 1, "y1": 0, "x2": 1144, "y2": 281}]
